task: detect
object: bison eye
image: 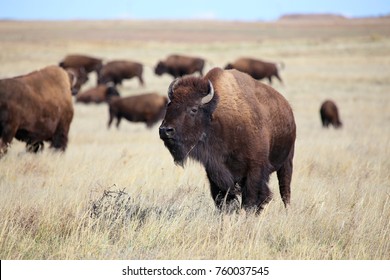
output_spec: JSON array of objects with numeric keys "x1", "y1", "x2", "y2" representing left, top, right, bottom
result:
[{"x1": 190, "y1": 107, "x2": 198, "y2": 115}]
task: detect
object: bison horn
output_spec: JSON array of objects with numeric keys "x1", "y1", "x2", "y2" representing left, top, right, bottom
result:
[
  {"x1": 167, "y1": 78, "x2": 179, "y2": 101},
  {"x1": 201, "y1": 80, "x2": 214, "y2": 105}
]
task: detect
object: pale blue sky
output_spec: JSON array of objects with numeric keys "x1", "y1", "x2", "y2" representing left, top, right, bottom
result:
[{"x1": 1, "y1": 0, "x2": 389, "y2": 21}]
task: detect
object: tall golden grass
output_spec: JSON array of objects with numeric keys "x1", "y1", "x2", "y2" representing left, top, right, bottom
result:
[{"x1": 0, "y1": 19, "x2": 389, "y2": 259}]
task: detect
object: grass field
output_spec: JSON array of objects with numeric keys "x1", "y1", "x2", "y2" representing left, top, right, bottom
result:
[{"x1": 0, "y1": 18, "x2": 389, "y2": 260}]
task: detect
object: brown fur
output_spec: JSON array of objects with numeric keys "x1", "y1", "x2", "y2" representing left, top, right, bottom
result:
[
  {"x1": 320, "y1": 100, "x2": 342, "y2": 128},
  {"x1": 59, "y1": 54, "x2": 103, "y2": 75},
  {"x1": 66, "y1": 67, "x2": 89, "y2": 95},
  {"x1": 224, "y1": 57, "x2": 283, "y2": 84},
  {"x1": 0, "y1": 66, "x2": 75, "y2": 155},
  {"x1": 108, "y1": 93, "x2": 168, "y2": 129},
  {"x1": 159, "y1": 67, "x2": 296, "y2": 213},
  {"x1": 155, "y1": 54, "x2": 205, "y2": 78},
  {"x1": 98, "y1": 60, "x2": 144, "y2": 86},
  {"x1": 76, "y1": 84, "x2": 120, "y2": 104}
]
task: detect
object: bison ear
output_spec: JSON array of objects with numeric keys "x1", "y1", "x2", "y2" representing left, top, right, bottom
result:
[
  {"x1": 201, "y1": 80, "x2": 214, "y2": 105},
  {"x1": 167, "y1": 78, "x2": 179, "y2": 101}
]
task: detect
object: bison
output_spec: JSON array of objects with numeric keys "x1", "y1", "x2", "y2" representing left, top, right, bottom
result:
[
  {"x1": 98, "y1": 60, "x2": 144, "y2": 86},
  {"x1": 154, "y1": 54, "x2": 205, "y2": 79},
  {"x1": 320, "y1": 100, "x2": 342, "y2": 128},
  {"x1": 224, "y1": 57, "x2": 284, "y2": 84},
  {"x1": 76, "y1": 83, "x2": 120, "y2": 104},
  {"x1": 159, "y1": 67, "x2": 296, "y2": 214},
  {"x1": 59, "y1": 54, "x2": 103, "y2": 76},
  {"x1": 108, "y1": 93, "x2": 168, "y2": 129},
  {"x1": 0, "y1": 65, "x2": 75, "y2": 155}
]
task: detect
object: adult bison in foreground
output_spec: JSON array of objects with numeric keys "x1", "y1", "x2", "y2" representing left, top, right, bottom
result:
[
  {"x1": 224, "y1": 57, "x2": 284, "y2": 84},
  {"x1": 0, "y1": 66, "x2": 75, "y2": 155},
  {"x1": 159, "y1": 67, "x2": 296, "y2": 214},
  {"x1": 154, "y1": 54, "x2": 205, "y2": 79},
  {"x1": 108, "y1": 93, "x2": 168, "y2": 129},
  {"x1": 59, "y1": 54, "x2": 103, "y2": 75},
  {"x1": 320, "y1": 100, "x2": 342, "y2": 128},
  {"x1": 76, "y1": 83, "x2": 120, "y2": 104},
  {"x1": 98, "y1": 60, "x2": 144, "y2": 86}
]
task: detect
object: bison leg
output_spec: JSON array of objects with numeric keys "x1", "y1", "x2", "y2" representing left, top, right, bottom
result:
[
  {"x1": 116, "y1": 116, "x2": 122, "y2": 128},
  {"x1": 275, "y1": 73, "x2": 283, "y2": 84},
  {"x1": 50, "y1": 124, "x2": 69, "y2": 151},
  {"x1": 108, "y1": 113, "x2": 115, "y2": 129},
  {"x1": 0, "y1": 123, "x2": 18, "y2": 156},
  {"x1": 276, "y1": 149, "x2": 294, "y2": 208},
  {"x1": 138, "y1": 75, "x2": 145, "y2": 86},
  {"x1": 206, "y1": 170, "x2": 238, "y2": 212},
  {"x1": 242, "y1": 168, "x2": 272, "y2": 214},
  {"x1": 26, "y1": 141, "x2": 44, "y2": 153}
]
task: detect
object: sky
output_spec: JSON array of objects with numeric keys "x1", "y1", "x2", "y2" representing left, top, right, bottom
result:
[{"x1": 1, "y1": 0, "x2": 389, "y2": 21}]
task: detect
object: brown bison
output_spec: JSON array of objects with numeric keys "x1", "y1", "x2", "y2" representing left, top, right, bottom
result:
[
  {"x1": 155, "y1": 54, "x2": 205, "y2": 78},
  {"x1": 159, "y1": 67, "x2": 296, "y2": 214},
  {"x1": 76, "y1": 83, "x2": 120, "y2": 104},
  {"x1": 98, "y1": 60, "x2": 144, "y2": 86},
  {"x1": 224, "y1": 57, "x2": 284, "y2": 84},
  {"x1": 320, "y1": 100, "x2": 342, "y2": 128},
  {"x1": 0, "y1": 65, "x2": 75, "y2": 155},
  {"x1": 66, "y1": 67, "x2": 89, "y2": 95},
  {"x1": 108, "y1": 93, "x2": 168, "y2": 129},
  {"x1": 59, "y1": 54, "x2": 103, "y2": 75}
]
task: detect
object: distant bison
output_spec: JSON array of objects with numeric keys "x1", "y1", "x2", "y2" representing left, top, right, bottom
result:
[
  {"x1": 224, "y1": 57, "x2": 284, "y2": 84},
  {"x1": 155, "y1": 54, "x2": 205, "y2": 79},
  {"x1": 108, "y1": 93, "x2": 168, "y2": 128},
  {"x1": 320, "y1": 100, "x2": 342, "y2": 128},
  {"x1": 59, "y1": 54, "x2": 103, "y2": 75},
  {"x1": 76, "y1": 83, "x2": 120, "y2": 104},
  {"x1": 0, "y1": 66, "x2": 75, "y2": 155},
  {"x1": 98, "y1": 60, "x2": 144, "y2": 86},
  {"x1": 159, "y1": 67, "x2": 296, "y2": 213}
]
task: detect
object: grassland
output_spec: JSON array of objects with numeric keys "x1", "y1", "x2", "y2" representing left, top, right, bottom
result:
[{"x1": 0, "y1": 18, "x2": 389, "y2": 259}]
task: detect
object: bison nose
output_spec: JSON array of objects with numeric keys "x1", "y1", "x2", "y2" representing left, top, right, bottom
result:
[{"x1": 159, "y1": 126, "x2": 176, "y2": 139}]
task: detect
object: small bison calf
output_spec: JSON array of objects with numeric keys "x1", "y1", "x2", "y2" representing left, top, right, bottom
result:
[
  {"x1": 108, "y1": 93, "x2": 168, "y2": 129},
  {"x1": 320, "y1": 100, "x2": 342, "y2": 128}
]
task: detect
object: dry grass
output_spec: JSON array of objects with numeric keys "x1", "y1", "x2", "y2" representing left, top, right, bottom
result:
[{"x1": 0, "y1": 19, "x2": 389, "y2": 260}]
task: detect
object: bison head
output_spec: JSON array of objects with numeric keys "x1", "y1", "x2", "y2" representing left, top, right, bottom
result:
[
  {"x1": 159, "y1": 77, "x2": 217, "y2": 166},
  {"x1": 66, "y1": 67, "x2": 88, "y2": 95},
  {"x1": 154, "y1": 61, "x2": 167, "y2": 76}
]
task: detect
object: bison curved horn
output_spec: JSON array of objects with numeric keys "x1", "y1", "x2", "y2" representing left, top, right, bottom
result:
[
  {"x1": 167, "y1": 78, "x2": 179, "y2": 101},
  {"x1": 201, "y1": 80, "x2": 214, "y2": 105}
]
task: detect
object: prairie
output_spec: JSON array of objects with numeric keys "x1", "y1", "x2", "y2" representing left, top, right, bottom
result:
[{"x1": 0, "y1": 18, "x2": 389, "y2": 259}]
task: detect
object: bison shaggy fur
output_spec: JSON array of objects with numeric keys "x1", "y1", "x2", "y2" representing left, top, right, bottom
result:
[
  {"x1": 108, "y1": 93, "x2": 168, "y2": 129},
  {"x1": 155, "y1": 54, "x2": 205, "y2": 79},
  {"x1": 0, "y1": 65, "x2": 75, "y2": 155},
  {"x1": 159, "y1": 67, "x2": 296, "y2": 213},
  {"x1": 320, "y1": 100, "x2": 342, "y2": 128},
  {"x1": 225, "y1": 57, "x2": 283, "y2": 84}
]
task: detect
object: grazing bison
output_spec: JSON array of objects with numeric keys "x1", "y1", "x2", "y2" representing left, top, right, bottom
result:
[
  {"x1": 108, "y1": 93, "x2": 168, "y2": 129},
  {"x1": 0, "y1": 65, "x2": 75, "y2": 155},
  {"x1": 98, "y1": 60, "x2": 144, "y2": 86},
  {"x1": 154, "y1": 54, "x2": 205, "y2": 79},
  {"x1": 159, "y1": 67, "x2": 296, "y2": 214},
  {"x1": 59, "y1": 54, "x2": 103, "y2": 75},
  {"x1": 224, "y1": 57, "x2": 284, "y2": 84},
  {"x1": 320, "y1": 100, "x2": 342, "y2": 128},
  {"x1": 76, "y1": 83, "x2": 120, "y2": 104}
]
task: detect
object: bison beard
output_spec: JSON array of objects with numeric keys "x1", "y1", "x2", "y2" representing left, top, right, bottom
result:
[{"x1": 159, "y1": 68, "x2": 296, "y2": 214}]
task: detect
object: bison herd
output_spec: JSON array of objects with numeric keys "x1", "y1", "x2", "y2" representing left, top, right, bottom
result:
[{"x1": 0, "y1": 52, "x2": 343, "y2": 214}]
